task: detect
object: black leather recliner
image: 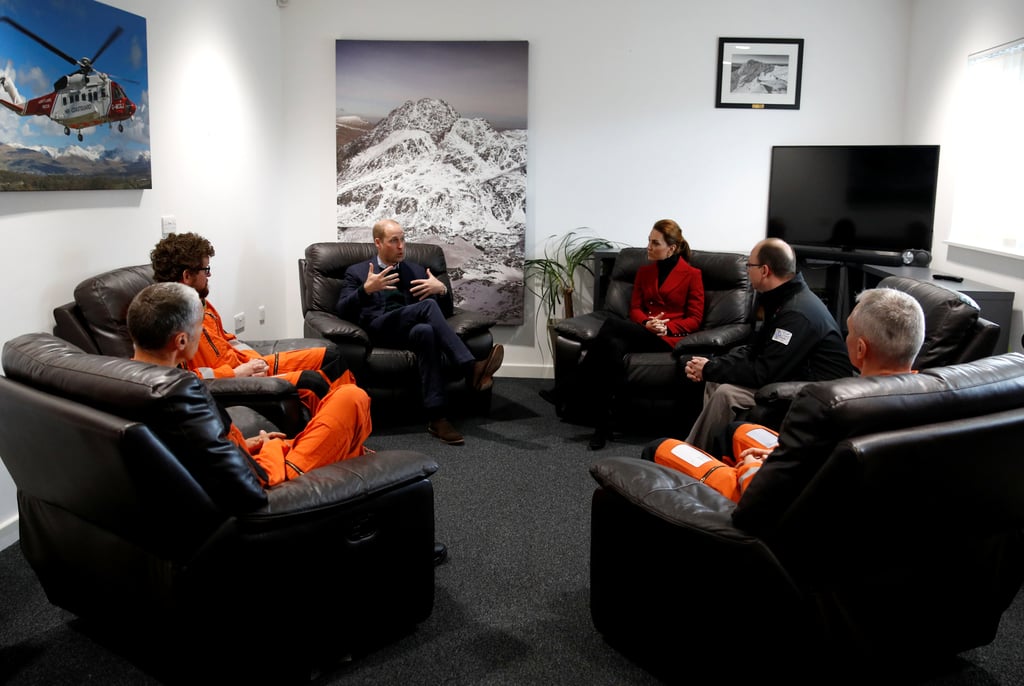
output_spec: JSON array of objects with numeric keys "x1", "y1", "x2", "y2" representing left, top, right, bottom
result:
[
  {"x1": 749, "y1": 273, "x2": 1003, "y2": 429},
  {"x1": 53, "y1": 263, "x2": 332, "y2": 435},
  {"x1": 0, "y1": 333, "x2": 439, "y2": 681},
  {"x1": 300, "y1": 242, "x2": 497, "y2": 412},
  {"x1": 552, "y1": 248, "x2": 755, "y2": 425},
  {"x1": 589, "y1": 352, "x2": 1024, "y2": 680}
]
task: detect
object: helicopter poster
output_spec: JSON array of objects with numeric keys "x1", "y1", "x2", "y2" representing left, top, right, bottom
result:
[{"x1": 0, "y1": 0, "x2": 149, "y2": 191}]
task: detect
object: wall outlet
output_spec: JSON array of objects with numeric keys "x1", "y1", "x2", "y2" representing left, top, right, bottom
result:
[
  {"x1": 258, "y1": 305, "x2": 266, "y2": 324},
  {"x1": 234, "y1": 312, "x2": 245, "y2": 333},
  {"x1": 160, "y1": 215, "x2": 177, "y2": 237}
]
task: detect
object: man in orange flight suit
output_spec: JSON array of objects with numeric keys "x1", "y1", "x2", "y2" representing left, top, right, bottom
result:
[
  {"x1": 127, "y1": 282, "x2": 372, "y2": 486},
  {"x1": 151, "y1": 232, "x2": 345, "y2": 413}
]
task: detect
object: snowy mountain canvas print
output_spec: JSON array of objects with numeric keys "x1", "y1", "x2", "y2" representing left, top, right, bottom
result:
[{"x1": 335, "y1": 40, "x2": 528, "y2": 325}]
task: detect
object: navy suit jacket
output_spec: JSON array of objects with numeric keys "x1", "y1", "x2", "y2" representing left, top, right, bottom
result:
[{"x1": 335, "y1": 258, "x2": 451, "y2": 328}]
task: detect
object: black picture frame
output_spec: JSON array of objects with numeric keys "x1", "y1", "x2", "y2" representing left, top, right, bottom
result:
[{"x1": 716, "y1": 37, "x2": 804, "y2": 110}]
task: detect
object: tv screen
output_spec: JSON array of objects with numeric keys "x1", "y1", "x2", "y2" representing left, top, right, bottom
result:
[{"x1": 767, "y1": 145, "x2": 940, "y2": 260}]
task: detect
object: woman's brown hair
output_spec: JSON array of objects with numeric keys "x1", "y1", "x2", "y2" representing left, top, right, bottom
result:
[{"x1": 652, "y1": 219, "x2": 691, "y2": 261}]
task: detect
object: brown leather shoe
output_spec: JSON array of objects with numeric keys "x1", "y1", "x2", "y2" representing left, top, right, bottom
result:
[
  {"x1": 428, "y1": 418, "x2": 464, "y2": 445},
  {"x1": 470, "y1": 344, "x2": 504, "y2": 392}
]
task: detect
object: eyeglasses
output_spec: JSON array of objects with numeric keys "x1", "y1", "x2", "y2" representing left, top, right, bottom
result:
[
  {"x1": 745, "y1": 262, "x2": 764, "y2": 269},
  {"x1": 191, "y1": 265, "x2": 212, "y2": 275}
]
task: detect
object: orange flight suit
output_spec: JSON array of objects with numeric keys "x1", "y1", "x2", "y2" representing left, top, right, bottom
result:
[
  {"x1": 190, "y1": 300, "x2": 330, "y2": 382},
  {"x1": 652, "y1": 424, "x2": 779, "y2": 502},
  {"x1": 228, "y1": 371, "x2": 372, "y2": 487},
  {"x1": 189, "y1": 300, "x2": 334, "y2": 415}
]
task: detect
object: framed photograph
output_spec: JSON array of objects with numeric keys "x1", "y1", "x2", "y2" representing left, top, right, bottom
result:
[{"x1": 716, "y1": 37, "x2": 803, "y2": 110}]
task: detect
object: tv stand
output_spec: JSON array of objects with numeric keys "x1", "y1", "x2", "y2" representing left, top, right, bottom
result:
[{"x1": 798, "y1": 256, "x2": 870, "y2": 326}]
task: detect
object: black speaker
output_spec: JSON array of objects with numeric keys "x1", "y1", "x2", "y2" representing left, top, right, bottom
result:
[
  {"x1": 793, "y1": 247, "x2": 904, "y2": 266},
  {"x1": 901, "y1": 249, "x2": 932, "y2": 267}
]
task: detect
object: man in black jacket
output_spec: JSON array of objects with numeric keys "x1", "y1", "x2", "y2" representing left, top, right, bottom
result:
[
  {"x1": 730, "y1": 286, "x2": 925, "y2": 533},
  {"x1": 334, "y1": 218, "x2": 503, "y2": 446},
  {"x1": 684, "y1": 238, "x2": 854, "y2": 451}
]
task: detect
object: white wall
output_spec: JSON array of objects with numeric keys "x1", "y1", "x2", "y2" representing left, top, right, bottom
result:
[
  {"x1": 906, "y1": 0, "x2": 1024, "y2": 349},
  {"x1": 2, "y1": 0, "x2": 1022, "y2": 547},
  {"x1": 279, "y1": 0, "x2": 913, "y2": 372},
  {"x1": 0, "y1": 0, "x2": 288, "y2": 548}
]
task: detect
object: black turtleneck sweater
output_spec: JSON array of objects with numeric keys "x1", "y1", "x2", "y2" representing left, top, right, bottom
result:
[{"x1": 656, "y1": 254, "x2": 681, "y2": 287}]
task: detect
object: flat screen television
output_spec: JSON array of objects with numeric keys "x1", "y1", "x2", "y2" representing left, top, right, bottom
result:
[{"x1": 767, "y1": 145, "x2": 940, "y2": 265}]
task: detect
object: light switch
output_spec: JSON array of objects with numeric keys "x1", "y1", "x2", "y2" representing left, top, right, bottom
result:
[{"x1": 161, "y1": 215, "x2": 177, "y2": 237}]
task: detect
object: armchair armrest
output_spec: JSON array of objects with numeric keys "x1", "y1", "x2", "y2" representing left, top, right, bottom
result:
[
  {"x1": 671, "y1": 322, "x2": 753, "y2": 357},
  {"x1": 205, "y1": 376, "x2": 309, "y2": 437},
  {"x1": 754, "y1": 380, "x2": 811, "y2": 404},
  {"x1": 590, "y1": 456, "x2": 740, "y2": 533},
  {"x1": 261, "y1": 450, "x2": 439, "y2": 515},
  {"x1": 303, "y1": 311, "x2": 372, "y2": 349},
  {"x1": 246, "y1": 338, "x2": 336, "y2": 355},
  {"x1": 590, "y1": 456, "x2": 817, "y2": 677},
  {"x1": 589, "y1": 456, "x2": 805, "y2": 658},
  {"x1": 447, "y1": 309, "x2": 497, "y2": 338},
  {"x1": 745, "y1": 380, "x2": 812, "y2": 430},
  {"x1": 197, "y1": 449, "x2": 440, "y2": 646},
  {"x1": 205, "y1": 376, "x2": 296, "y2": 397},
  {"x1": 52, "y1": 301, "x2": 101, "y2": 354},
  {"x1": 554, "y1": 311, "x2": 616, "y2": 344}
]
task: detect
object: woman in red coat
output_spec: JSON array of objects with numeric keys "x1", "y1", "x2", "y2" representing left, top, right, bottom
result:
[{"x1": 581, "y1": 219, "x2": 704, "y2": 449}]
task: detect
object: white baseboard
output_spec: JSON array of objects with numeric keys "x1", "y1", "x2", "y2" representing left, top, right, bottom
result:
[
  {"x1": 0, "y1": 515, "x2": 18, "y2": 552},
  {"x1": 493, "y1": 363, "x2": 553, "y2": 379}
]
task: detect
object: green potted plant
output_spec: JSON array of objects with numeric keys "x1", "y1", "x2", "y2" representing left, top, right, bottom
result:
[{"x1": 524, "y1": 229, "x2": 616, "y2": 322}]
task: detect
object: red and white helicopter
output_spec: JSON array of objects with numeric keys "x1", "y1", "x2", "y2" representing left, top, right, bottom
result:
[{"x1": 0, "y1": 16, "x2": 137, "y2": 142}]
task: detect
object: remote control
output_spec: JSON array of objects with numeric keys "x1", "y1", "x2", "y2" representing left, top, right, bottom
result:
[{"x1": 933, "y1": 274, "x2": 964, "y2": 282}]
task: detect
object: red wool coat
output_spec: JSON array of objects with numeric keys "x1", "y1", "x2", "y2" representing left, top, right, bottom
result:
[{"x1": 629, "y1": 258, "x2": 705, "y2": 345}]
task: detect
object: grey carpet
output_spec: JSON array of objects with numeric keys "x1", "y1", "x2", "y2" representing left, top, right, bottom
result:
[{"x1": 1, "y1": 377, "x2": 1022, "y2": 685}]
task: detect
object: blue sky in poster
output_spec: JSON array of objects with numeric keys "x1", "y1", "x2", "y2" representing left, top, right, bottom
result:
[
  {"x1": 336, "y1": 40, "x2": 528, "y2": 130},
  {"x1": 0, "y1": 0, "x2": 149, "y2": 152}
]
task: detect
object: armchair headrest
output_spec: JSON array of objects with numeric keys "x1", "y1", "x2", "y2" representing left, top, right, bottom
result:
[
  {"x1": 303, "y1": 242, "x2": 451, "y2": 314},
  {"x1": 2, "y1": 333, "x2": 268, "y2": 513},
  {"x1": 784, "y1": 352, "x2": 1024, "y2": 444},
  {"x1": 877, "y1": 275, "x2": 981, "y2": 369},
  {"x1": 604, "y1": 248, "x2": 753, "y2": 329},
  {"x1": 690, "y1": 250, "x2": 751, "y2": 292},
  {"x1": 690, "y1": 250, "x2": 753, "y2": 329},
  {"x1": 72, "y1": 263, "x2": 154, "y2": 358}
]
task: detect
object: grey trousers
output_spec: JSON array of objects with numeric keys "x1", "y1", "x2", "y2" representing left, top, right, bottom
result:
[{"x1": 685, "y1": 382, "x2": 756, "y2": 452}]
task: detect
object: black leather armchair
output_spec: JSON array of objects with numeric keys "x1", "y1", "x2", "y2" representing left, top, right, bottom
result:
[
  {"x1": 53, "y1": 263, "x2": 330, "y2": 435},
  {"x1": 590, "y1": 353, "x2": 1024, "y2": 680},
  {"x1": 750, "y1": 273, "x2": 1003, "y2": 429},
  {"x1": 0, "y1": 333, "x2": 439, "y2": 681},
  {"x1": 300, "y1": 242, "x2": 497, "y2": 411},
  {"x1": 552, "y1": 248, "x2": 755, "y2": 424}
]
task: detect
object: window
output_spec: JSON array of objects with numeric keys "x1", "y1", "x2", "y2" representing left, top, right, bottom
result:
[{"x1": 949, "y1": 38, "x2": 1024, "y2": 259}]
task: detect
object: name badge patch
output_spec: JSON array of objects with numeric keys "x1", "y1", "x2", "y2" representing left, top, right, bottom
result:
[{"x1": 772, "y1": 328, "x2": 793, "y2": 345}]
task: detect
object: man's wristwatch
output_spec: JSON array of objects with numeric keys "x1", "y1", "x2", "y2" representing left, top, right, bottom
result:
[{"x1": 439, "y1": 284, "x2": 448, "y2": 296}]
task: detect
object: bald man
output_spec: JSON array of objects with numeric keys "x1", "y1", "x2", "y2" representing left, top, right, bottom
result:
[{"x1": 683, "y1": 238, "x2": 854, "y2": 451}]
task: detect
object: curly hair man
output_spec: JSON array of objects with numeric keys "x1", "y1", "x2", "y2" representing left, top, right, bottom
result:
[{"x1": 151, "y1": 232, "x2": 347, "y2": 412}]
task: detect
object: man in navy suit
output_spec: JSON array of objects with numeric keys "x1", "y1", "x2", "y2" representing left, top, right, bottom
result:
[{"x1": 335, "y1": 218, "x2": 503, "y2": 445}]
